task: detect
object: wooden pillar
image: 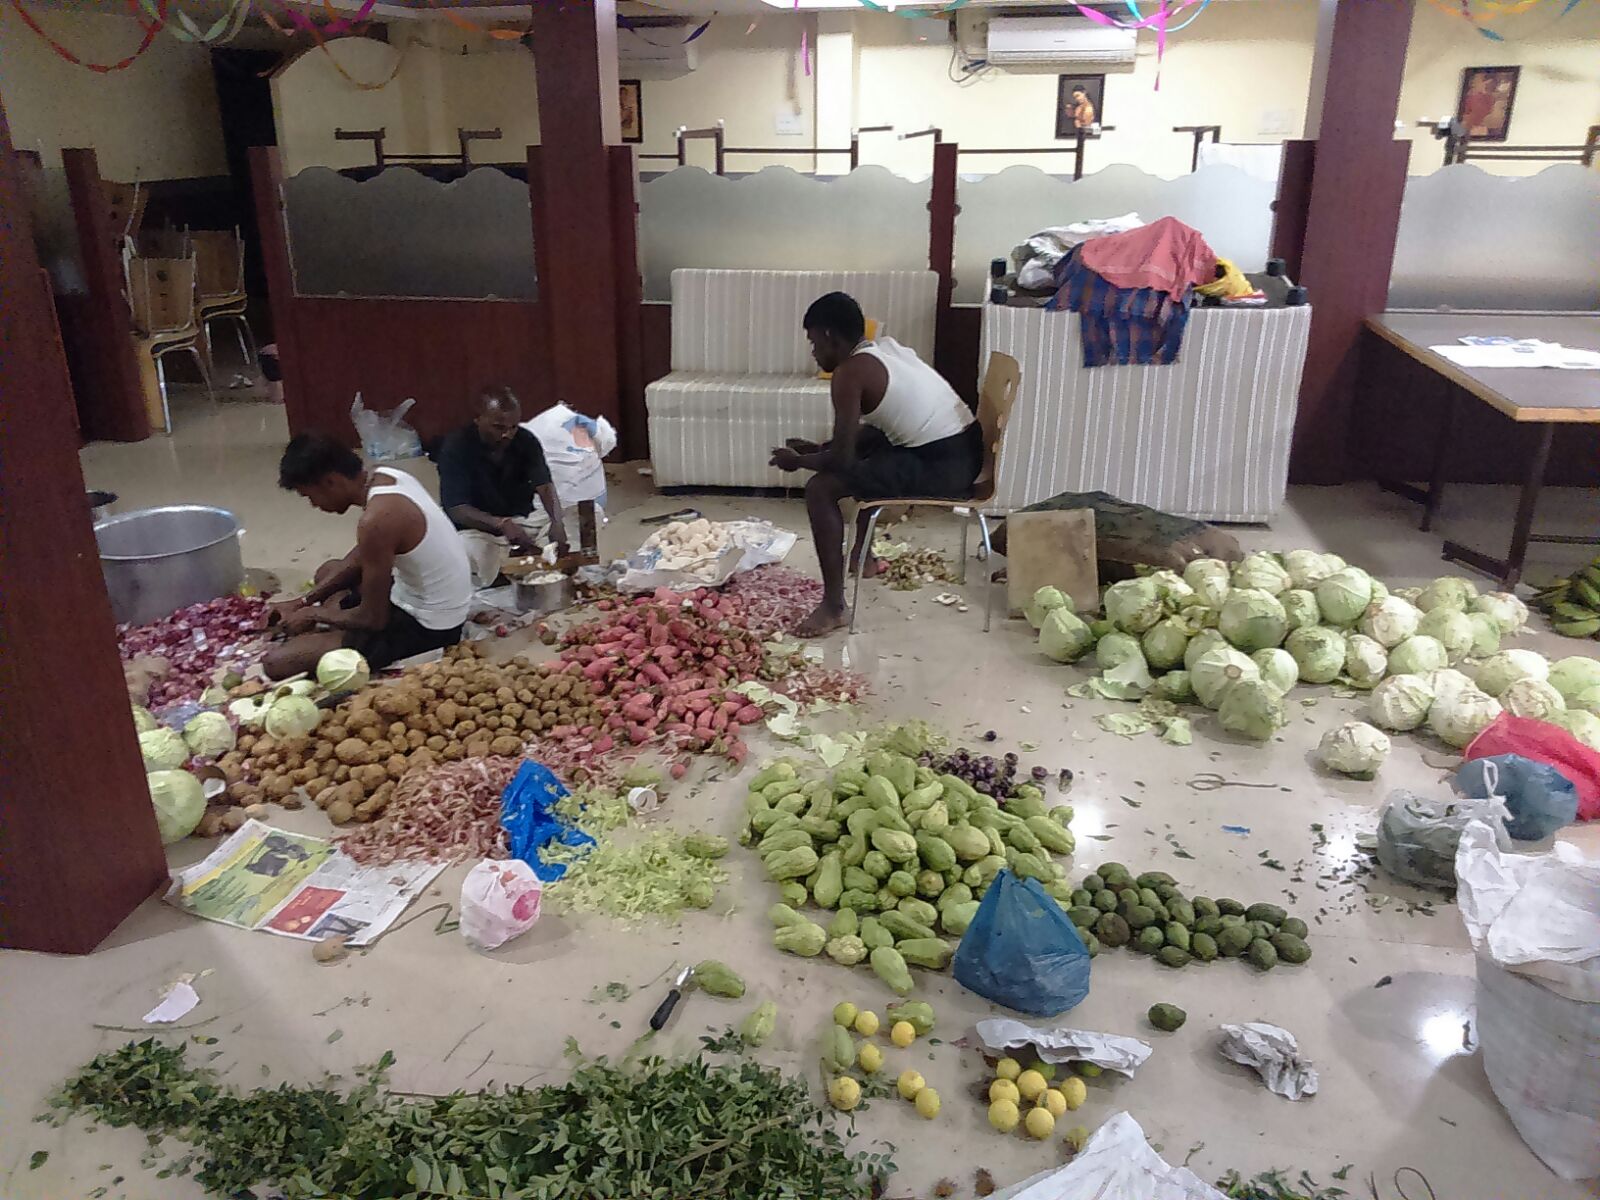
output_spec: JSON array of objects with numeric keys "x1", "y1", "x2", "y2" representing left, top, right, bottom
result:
[
  {"x1": 248, "y1": 146, "x2": 314, "y2": 437},
  {"x1": 529, "y1": 0, "x2": 622, "y2": 432},
  {"x1": 608, "y1": 146, "x2": 647, "y2": 461},
  {"x1": 61, "y1": 148, "x2": 148, "y2": 443},
  {"x1": 928, "y1": 141, "x2": 970, "y2": 397},
  {"x1": 0, "y1": 103, "x2": 168, "y2": 954},
  {"x1": 1282, "y1": 0, "x2": 1414, "y2": 485}
]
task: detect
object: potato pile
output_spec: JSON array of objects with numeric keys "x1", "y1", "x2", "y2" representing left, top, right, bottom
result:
[{"x1": 216, "y1": 645, "x2": 601, "y2": 825}]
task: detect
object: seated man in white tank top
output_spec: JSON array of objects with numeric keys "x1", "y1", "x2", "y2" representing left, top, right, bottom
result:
[
  {"x1": 769, "y1": 292, "x2": 981, "y2": 636},
  {"x1": 264, "y1": 434, "x2": 472, "y2": 679}
]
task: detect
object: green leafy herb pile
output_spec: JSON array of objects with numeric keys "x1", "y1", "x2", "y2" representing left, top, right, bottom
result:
[{"x1": 47, "y1": 1036, "x2": 894, "y2": 1199}]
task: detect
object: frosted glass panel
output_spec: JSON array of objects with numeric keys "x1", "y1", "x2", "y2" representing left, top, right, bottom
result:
[
  {"x1": 639, "y1": 165, "x2": 930, "y2": 301},
  {"x1": 283, "y1": 166, "x2": 536, "y2": 299},
  {"x1": 954, "y1": 163, "x2": 1275, "y2": 303},
  {"x1": 1389, "y1": 164, "x2": 1600, "y2": 311}
]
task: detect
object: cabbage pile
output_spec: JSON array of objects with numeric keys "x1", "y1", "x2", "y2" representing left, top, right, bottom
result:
[{"x1": 1029, "y1": 554, "x2": 1599, "y2": 764}]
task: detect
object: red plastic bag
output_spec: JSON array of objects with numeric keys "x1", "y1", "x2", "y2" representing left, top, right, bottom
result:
[{"x1": 1465, "y1": 714, "x2": 1600, "y2": 821}]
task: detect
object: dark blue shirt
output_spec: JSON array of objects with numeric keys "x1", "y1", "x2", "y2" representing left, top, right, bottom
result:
[{"x1": 437, "y1": 426, "x2": 551, "y2": 524}]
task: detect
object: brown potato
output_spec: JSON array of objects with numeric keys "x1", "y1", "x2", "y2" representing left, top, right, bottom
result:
[
  {"x1": 305, "y1": 777, "x2": 329, "y2": 801},
  {"x1": 334, "y1": 737, "x2": 371, "y2": 765},
  {"x1": 370, "y1": 739, "x2": 394, "y2": 757},
  {"x1": 327, "y1": 799, "x2": 356, "y2": 825},
  {"x1": 220, "y1": 808, "x2": 248, "y2": 832},
  {"x1": 465, "y1": 736, "x2": 492, "y2": 759},
  {"x1": 443, "y1": 743, "x2": 464, "y2": 761},
  {"x1": 227, "y1": 780, "x2": 254, "y2": 802},
  {"x1": 407, "y1": 748, "x2": 436, "y2": 771},
  {"x1": 436, "y1": 701, "x2": 459, "y2": 727},
  {"x1": 455, "y1": 720, "x2": 478, "y2": 738},
  {"x1": 359, "y1": 726, "x2": 381, "y2": 744},
  {"x1": 333, "y1": 764, "x2": 351, "y2": 783},
  {"x1": 218, "y1": 750, "x2": 244, "y2": 772},
  {"x1": 523, "y1": 712, "x2": 543, "y2": 732},
  {"x1": 279, "y1": 793, "x2": 304, "y2": 811},
  {"x1": 263, "y1": 774, "x2": 294, "y2": 800},
  {"x1": 385, "y1": 753, "x2": 410, "y2": 780},
  {"x1": 425, "y1": 734, "x2": 447, "y2": 752},
  {"x1": 515, "y1": 688, "x2": 535, "y2": 705},
  {"x1": 313, "y1": 741, "x2": 335, "y2": 762},
  {"x1": 387, "y1": 721, "x2": 407, "y2": 741},
  {"x1": 489, "y1": 734, "x2": 522, "y2": 756},
  {"x1": 196, "y1": 812, "x2": 226, "y2": 838},
  {"x1": 405, "y1": 728, "x2": 426, "y2": 749},
  {"x1": 322, "y1": 724, "x2": 349, "y2": 743},
  {"x1": 290, "y1": 766, "x2": 316, "y2": 786},
  {"x1": 354, "y1": 764, "x2": 388, "y2": 788},
  {"x1": 237, "y1": 733, "x2": 258, "y2": 753},
  {"x1": 502, "y1": 702, "x2": 525, "y2": 720}
]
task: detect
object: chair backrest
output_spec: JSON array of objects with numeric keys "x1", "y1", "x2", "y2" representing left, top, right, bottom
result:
[
  {"x1": 126, "y1": 255, "x2": 198, "y2": 337},
  {"x1": 104, "y1": 179, "x2": 147, "y2": 244},
  {"x1": 970, "y1": 351, "x2": 1021, "y2": 504},
  {"x1": 191, "y1": 229, "x2": 245, "y2": 298}
]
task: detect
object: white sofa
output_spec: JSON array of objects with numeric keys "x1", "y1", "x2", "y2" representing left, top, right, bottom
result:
[{"x1": 646, "y1": 268, "x2": 940, "y2": 488}]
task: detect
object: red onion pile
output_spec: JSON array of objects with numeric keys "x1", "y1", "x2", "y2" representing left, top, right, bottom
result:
[
  {"x1": 722, "y1": 566, "x2": 824, "y2": 638},
  {"x1": 118, "y1": 595, "x2": 271, "y2": 708}
]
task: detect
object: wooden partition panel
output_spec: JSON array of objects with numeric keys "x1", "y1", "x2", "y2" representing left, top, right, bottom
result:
[
  {"x1": 285, "y1": 297, "x2": 553, "y2": 445},
  {"x1": 1, "y1": 106, "x2": 168, "y2": 953},
  {"x1": 61, "y1": 148, "x2": 148, "y2": 442}
]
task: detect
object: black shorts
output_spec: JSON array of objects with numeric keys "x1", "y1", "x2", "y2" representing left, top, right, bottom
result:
[
  {"x1": 843, "y1": 423, "x2": 983, "y2": 502},
  {"x1": 342, "y1": 605, "x2": 462, "y2": 670}
]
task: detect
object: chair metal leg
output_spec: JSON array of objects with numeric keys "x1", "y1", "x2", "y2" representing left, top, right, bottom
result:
[
  {"x1": 978, "y1": 513, "x2": 995, "y2": 633},
  {"x1": 183, "y1": 343, "x2": 215, "y2": 404},
  {"x1": 958, "y1": 509, "x2": 970, "y2": 585},
  {"x1": 230, "y1": 312, "x2": 257, "y2": 369},
  {"x1": 154, "y1": 353, "x2": 172, "y2": 436},
  {"x1": 848, "y1": 506, "x2": 884, "y2": 635},
  {"x1": 200, "y1": 317, "x2": 216, "y2": 374}
]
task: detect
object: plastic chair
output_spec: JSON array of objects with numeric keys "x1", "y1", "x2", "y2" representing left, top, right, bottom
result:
[
  {"x1": 191, "y1": 228, "x2": 256, "y2": 372},
  {"x1": 125, "y1": 254, "x2": 214, "y2": 434},
  {"x1": 849, "y1": 351, "x2": 1021, "y2": 634}
]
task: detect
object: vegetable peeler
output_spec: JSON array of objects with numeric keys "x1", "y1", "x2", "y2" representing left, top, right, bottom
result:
[{"x1": 649, "y1": 965, "x2": 694, "y2": 1031}]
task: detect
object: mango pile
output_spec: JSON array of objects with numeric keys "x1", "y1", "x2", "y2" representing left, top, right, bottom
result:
[
  {"x1": 743, "y1": 749, "x2": 1075, "y2": 994},
  {"x1": 1062, "y1": 862, "x2": 1311, "y2": 970}
]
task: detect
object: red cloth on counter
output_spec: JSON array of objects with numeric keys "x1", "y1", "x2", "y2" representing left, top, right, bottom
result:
[{"x1": 1076, "y1": 216, "x2": 1216, "y2": 301}]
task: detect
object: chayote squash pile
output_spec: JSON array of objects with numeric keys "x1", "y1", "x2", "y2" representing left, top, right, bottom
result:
[
  {"x1": 745, "y1": 749, "x2": 1076, "y2": 992},
  {"x1": 1060, "y1": 862, "x2": 1312, "y2": 972}
]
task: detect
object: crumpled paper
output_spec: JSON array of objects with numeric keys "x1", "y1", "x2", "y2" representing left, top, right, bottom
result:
[
  {"x1": 989, "y1": 1111, "x2": 1226, "y2": 1200},
  {"x1": 1218, "y1": 1022, "x2": 1318, "y2": 1100},
  {"x1": 972, "y1": 1018, "x2": 1152, "y2": 1078},
  {"x1": 143, "y1": 978, "x2": 201, "y2": 1024}
]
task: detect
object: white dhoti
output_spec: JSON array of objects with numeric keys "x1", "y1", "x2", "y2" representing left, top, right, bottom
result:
[{"x1": 459, "y1": 511, "x2": 551, "y2": 588}]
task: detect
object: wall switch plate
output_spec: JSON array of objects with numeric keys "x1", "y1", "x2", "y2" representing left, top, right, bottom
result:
[
  {"x1": 775, "y1": 109, "x2": 805, "y2": 137},
  {"x1": 1258, "y1": 108, "x2": 1293, "y2": 137}
]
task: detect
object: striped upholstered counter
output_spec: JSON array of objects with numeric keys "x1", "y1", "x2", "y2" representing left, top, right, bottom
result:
[{"x1": 981, "y1": 301, "x2": 1312, "y2": 524}]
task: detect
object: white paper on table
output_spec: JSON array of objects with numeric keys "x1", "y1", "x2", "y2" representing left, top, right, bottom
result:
[
  {"x1": 143, "y1": 981, "x2": 200, "y2": 1024},
  {"x1": 1430, "y1": 341, "x2": 1600, "y2": 370},
  {"x1": 1455, "y1": 820, "x2": 1600, "y2": 1003},
  {"x1": 989, "y1": 1112, "x2": 1227, "y2": 1200},
  {"x1": 1217, "y1": 1022, "x2": 1318, "y2": 1100},
  {"x1": 973, "y1": 1018, "x2": 1152, "y2": 1077}
]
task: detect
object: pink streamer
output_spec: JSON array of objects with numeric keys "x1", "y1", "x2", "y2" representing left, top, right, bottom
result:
[
  {"x1": 282, "y1": 0, "x2": 378, "y2": 37},
  {"x1": 1073, "y1": 0, "x2": 1195, "y2": 89}
]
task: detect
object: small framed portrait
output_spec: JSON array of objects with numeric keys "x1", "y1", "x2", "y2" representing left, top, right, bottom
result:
[
  {"x1": 1456, "y1": 65, "x2": 1519, "y2": 143},
  {"x1": 1056, "y1": 75, "x2": 1105, "y2": 139},
  {"x1": 619, "y1": 79, "x2": 643, "y2": 145}
]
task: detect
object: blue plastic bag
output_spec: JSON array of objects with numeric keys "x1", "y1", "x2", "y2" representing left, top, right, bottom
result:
[
  {"x1": 499, "y1": 760, "x2": 593, "y2": 881},
  {"x1": 953, "y1": 871, "x2": 1091, "y2": 1016},
  {"x1": 1454, "y1": 754, "x2": 1578, "y2": 842}
]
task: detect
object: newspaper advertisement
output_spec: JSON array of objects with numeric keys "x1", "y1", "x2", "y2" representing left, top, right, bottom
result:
[{"x1": 165, "y1": 819, "x2": 444, "y2": 946}]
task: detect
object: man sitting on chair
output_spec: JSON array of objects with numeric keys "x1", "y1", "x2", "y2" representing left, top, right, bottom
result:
[{"x1": 769, "y1": 292, "x2": 981, "y2": 636}]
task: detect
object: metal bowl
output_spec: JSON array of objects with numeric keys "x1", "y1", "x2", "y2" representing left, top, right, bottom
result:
[
  {"x1": 512, "y1": 572, "x2": 575, "y2": 615},
  {"x1": 95, "y1": 504, "x2": 244, "y2": 626}
]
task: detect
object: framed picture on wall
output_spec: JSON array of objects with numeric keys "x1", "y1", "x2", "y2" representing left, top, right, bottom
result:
[
  {"x1": 1456, "y1": 65, "x2": 1519, "y2": 143},
  {"x1": 1056, "y1": 75, "x2": 1105, "y2": 139},
  {"x1": 619, "y1": 80, "x2": 643, "y2": 145}
]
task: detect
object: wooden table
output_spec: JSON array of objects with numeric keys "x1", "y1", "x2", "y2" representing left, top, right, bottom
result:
[{"x1": 1366, "y1": 311, "x2": 1600, "y2": 587}]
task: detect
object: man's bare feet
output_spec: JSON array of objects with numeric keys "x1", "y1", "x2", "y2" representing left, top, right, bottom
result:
[
  {"x1": 849, "y1": 552, "x2": 885, "y2": 579},
  {"x1": 796, "y1": 601, "x2": 851, "y2": 637}
]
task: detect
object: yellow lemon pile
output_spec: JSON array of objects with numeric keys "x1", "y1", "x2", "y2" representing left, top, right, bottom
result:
[{"x1": 984, "y1": 1056, "x2": 1087, "y2": 1139}]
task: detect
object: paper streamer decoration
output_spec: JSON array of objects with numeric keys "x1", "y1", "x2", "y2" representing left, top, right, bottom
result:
[
  {"x1": 1423, "y1": 0, "x2": 1585, "y2": 41},
  {"x1": 138, "y1": 0, "x2": 251, "y2": 45},
  {"x1": 1073, "y1": 0, "x2": 1207, "y2": 86},
  {"x1": 6, "y1": 0, "x2": 168, "y2": 72},
  {"x1": 422, "y1": 0, "x2": 528, "y2": 41}
]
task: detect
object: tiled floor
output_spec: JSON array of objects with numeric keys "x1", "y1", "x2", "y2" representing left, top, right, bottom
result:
[{"x1": 5, "y1": 395, "x2": 1596, "y2": 1198}]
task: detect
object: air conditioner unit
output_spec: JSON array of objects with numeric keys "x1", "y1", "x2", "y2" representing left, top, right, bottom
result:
[
  {"x1": 617, "y1": 27, "x2": 699, "y2": 79},
  {"x1": 985, "y1": 15, "x2": 1136, "y2": 69}
]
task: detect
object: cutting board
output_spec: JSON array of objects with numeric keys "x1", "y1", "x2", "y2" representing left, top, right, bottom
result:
[{"x1": 1006, "y1": 509, "x2": 1098, "y2": 617}]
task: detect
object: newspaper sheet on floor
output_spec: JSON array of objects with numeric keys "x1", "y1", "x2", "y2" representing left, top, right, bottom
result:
[{"x1": 165, "y1": 819, "x2": 444, "y2": 946}]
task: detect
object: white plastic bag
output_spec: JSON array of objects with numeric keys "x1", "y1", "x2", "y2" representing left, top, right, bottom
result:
[
  {"x1": 524, "y1": 403, "x2": 615, "y2": 508},
  {"x1": 459, "y1": 859, "x2": 543, "y2": 951},
  {"x1": 989, "y1": 1112, "x2": 1225, "y2": 1200},
  {"x1": 1456, "y1": 820, "x2": 1600, "y2": 1179},
  {"x1": 351, "y1": 393, "x2": 422, "y2": 463}
]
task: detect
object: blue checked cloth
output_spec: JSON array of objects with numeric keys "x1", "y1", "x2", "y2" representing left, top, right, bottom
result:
[{"x1": 1046, "y1": 247, "x2": 1193, "y2": 368}]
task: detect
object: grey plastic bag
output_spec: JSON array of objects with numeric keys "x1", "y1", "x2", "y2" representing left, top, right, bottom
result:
[{"x1": 1375, "y1": 789, "x2": 1512, "y2": 890}]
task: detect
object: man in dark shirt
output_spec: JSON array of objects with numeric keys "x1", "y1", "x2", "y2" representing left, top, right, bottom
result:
[{"x1": 437, "y1": 385, "x2": 568, "y2": 586}]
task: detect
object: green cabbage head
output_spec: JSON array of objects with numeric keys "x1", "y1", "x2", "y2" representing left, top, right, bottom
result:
[
  {"x1": 1318, "y1": 721, "x2": 1390, "y2": 779},
  {"x1": 1547, "y1": 656, "x2": 1600, "y2": 702},
  {"x1": 140, "y1": 727, "x2": 190, "y2": 772},
  {"x1": 1367, "y1": 674, "x2": 1434, "y2": 731},
  {"x1": 1218, "y1": 678, "x2": 1286, "y2": 741},
  {"x1": 182, "y1": 711, "x2": 236, "y2": 759},
  {"x1": 1040, "y1": 609, "x2": 1095, "y2": 663},
  {"x1": 1103, "y1": 577, "x2": 1165, "y2": 634},
  {"x1": 1285, "y1": 626, "x2": 1346, "y2": 684},
  {"x1": 1314, "y1": 568, "x2": 1373, "y2": 627},
  {"x1": 148, "y1": 769, "x2": 206, "y2": 844}
]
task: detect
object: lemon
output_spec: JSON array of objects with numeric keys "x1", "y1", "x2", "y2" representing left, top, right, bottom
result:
[
  {"x1": 1024, "y1": 1106, "x2": 1056, "y2": 1139},
  {"x1": 1064, "y1": 1125, "x2": 1090, "y2": 1152},
  {"x1": 995, "y1": 1057, "x2": 1022, "y2": 1081},
  {"x1": 858, "y1": 1043, "x2": 884, "y2": 1074},
  {"x1": 1038, "y1": 1088, "x2": 1067, "y2": 1118},
  {"x1": 828, "y1": 1076, "x2": 861, "y2": 1111},
  {"x1": 987, "y1": 1098, "x2": 1020, "y2": 1132},
  {"x1": 1034, "y1": 1062, "x2": 1057, "y2": 1082},
  {"x1": 988, "y1": 1078, "x2": 1021, "y2": 1105},
  {"x1": 833, "y1": 1002, "x2": 859, "y2": 1028},
  {"x1": 896, "y1": 1069, "x2": 925, "y2": 1100},
  {"x1": 890, "y1": 1020, "x2": 916, "y2": 1048},
  {"x1": 854, "y1": 1010, "x2": 881, "y2": 1037},
  {"x1": 914, "y1": 1086, "x2": 941, "y2": 1119},
  {"x1": 1060, "y1": 1076, "x2": 1087, "y2": 1111},
  {"x1": 1075, "y1": 1062, "x2": 1102, "y2": 1078},
  {"x1": 1016, "y1": 1069, "x2": 1047, "y2": 1102}
]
